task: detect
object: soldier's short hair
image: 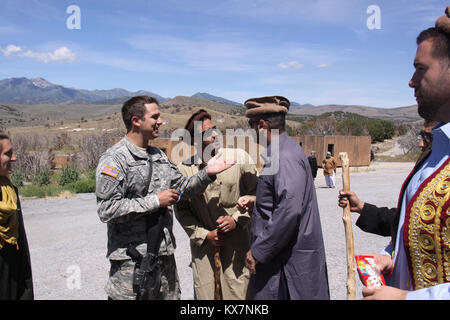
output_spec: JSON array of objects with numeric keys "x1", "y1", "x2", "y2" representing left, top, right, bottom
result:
[{"x1": 122, "y1": 96, "x2": 160, "y2": 132}]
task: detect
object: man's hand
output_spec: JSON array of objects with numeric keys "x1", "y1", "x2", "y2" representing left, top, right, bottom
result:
[
  {"x1": 371, "y1": 253, "x2": 394, "y2": 275},
  {"x1": 245, "y1": 250, "x2": 258, "y2": 274},
  {"x1": 362, "y1": 286, "x2": 408, "y2": 300},
  {"x1": 157, "y1": 189, "x2": 180, "y2": 207},
  {"x1": 205, "y1": 151, "x2": 236, "y2": 176},
  {"x1": 217, "y1": 215, "x2": 236, "y2": 233},
  {"x1": 237, "y1": 195, "x2": 256, "y2": 213},
  {"x1": 206, "y1": 229, "x2": 224, "y2": 247},
  {"x1": 338, "y1": 190, "x2": 365, "y2": 214}
]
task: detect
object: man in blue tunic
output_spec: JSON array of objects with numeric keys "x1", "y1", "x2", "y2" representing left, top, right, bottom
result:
[{"x1": 244, "y1": 96, "x2": 330, "y2": 300}]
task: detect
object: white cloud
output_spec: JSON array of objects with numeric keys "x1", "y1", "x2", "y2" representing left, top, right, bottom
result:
[
  {"x1": 277, "y1": 61, "x2": 304, "y2": 69},
  {"x1": 1, "y1": 44, "x2": 21, "y2": 56},
  {"x1": 317, "y1": 63, "x2": 330, "y2": 68},
  {"x1": 0, "y1": 45, "x2": 76, "y2": 63}
]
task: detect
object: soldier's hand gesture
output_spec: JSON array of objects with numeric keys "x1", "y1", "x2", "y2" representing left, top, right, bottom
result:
[
  {"x1": 205, "y1": 151, "x2": 236, "y2": 176},
  {"x1": 157, "y1": 189, "x2": 180, "y2": 207}
]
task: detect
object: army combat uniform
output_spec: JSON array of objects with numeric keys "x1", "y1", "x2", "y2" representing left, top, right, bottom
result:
[{"x1": 96, "y1": 137, "x2": 214, "y2": 300}]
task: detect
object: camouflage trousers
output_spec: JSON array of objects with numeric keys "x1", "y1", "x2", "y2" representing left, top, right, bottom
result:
[{"x1": 105, "y1": 254, "x2": 181, "y2": 300}]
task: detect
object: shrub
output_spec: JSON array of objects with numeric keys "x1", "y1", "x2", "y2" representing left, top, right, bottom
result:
[
  {"x1": 65, "y1": 179, "x2": 96, "y2": 193},
  {"x1": 32, "y1": 167, "x2": 52, "y2": 186},
  {"x1": 10, "y1": 169, "x2": 24, "y2": 187},
  {"x1": 59, "y1": 163, "x2": 80, "y2": 186}
]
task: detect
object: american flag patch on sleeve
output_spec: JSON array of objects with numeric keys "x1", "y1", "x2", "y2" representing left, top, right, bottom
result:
[{"x1": 102, "y1": 166, "x2": 120, "y2": 179}]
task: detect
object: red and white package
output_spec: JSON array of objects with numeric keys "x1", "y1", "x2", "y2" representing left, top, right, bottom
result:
[{"x1": 355, "y1": 255, "x2": 386, "y2": 288}]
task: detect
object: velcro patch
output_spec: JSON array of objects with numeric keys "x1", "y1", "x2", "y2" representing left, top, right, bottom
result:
[{"x1": 102, "y1": 166, "x2": 120, "y2": 179}]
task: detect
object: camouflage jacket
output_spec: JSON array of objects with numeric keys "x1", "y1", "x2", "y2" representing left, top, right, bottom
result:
[{"x1": 96, "y1": 137, "x2": 213, "y2": 260}]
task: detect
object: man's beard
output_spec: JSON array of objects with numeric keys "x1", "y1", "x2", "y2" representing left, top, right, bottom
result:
[
  {"x1": 417, "y1": 93, "x2": 445, "y2": 121},
  {"x1": 418, "y1": 101, "x2": 437, "y2": 121}
]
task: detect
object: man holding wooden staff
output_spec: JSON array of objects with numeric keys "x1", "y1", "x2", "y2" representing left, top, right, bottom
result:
[
  {"x1": 342, "y1": 7, "x2": 450, "y2": 299},
  {"x1": 244, "y1": 96, "x2": 329, "y2": 300},
  {"x1": 174, "y1": 109, "x2": 258, "y2": 300}
]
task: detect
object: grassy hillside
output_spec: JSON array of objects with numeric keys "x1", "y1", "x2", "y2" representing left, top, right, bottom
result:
[{"x1": 289, "y1": 104, "x2": 420, "y2": 122}]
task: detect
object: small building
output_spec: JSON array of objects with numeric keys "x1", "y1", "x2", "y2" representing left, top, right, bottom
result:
[
  {"x1": 52, "y1": 154, "x2": 72, "y2": 169},
  {"x1": 293, "y1": 135, "x2": 372, "y2": 167}
]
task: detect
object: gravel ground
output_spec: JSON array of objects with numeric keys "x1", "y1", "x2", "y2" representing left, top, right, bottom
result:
[{"x1": 20, "y1": 161, "x2": 415, "y2": 300}]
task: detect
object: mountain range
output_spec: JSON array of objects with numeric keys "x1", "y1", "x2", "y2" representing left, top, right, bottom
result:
[
  {"x1": 0, "y1": 77, "x2": 169, "y2": 105},
  {"x1": 0, "y1": 77, "x2": 420, "y2": 122},
  {"x1": 0, "y1": 77, "x2": 313, "y2": 107}
]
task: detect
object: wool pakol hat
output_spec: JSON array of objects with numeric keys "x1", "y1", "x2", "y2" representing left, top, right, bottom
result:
[
  {"x1": 244, "y1": 95, "x2": 290, "y2": 118},
  {"x1": 435, "y1": 6, "x2": 450, "y2": 34}
]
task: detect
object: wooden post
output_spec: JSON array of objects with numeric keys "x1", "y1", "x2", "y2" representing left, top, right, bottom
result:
[
  {"x1": 214, "y1": 246, "x2": 223, "y2": 300},
  {"x1": 338, "y1": 152, "x2": 356, "y2": 300}
]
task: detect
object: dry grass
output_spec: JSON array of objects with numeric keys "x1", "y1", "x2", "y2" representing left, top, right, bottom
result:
[
  {"x1": 374, "y1": 153, "x2": 420, "y2": 162},
  {"x1": 46, "y1": 190, "x2": 75, "y2": 200}
]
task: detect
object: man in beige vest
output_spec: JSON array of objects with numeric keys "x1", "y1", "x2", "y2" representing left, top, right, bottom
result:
[{"x1": 174, "y1": 109, "x2": 258, "y2": 299}]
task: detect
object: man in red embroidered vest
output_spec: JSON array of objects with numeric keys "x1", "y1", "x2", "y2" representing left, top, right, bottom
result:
[{"x1": 361, "y1": 7, "x2": 450, "y2": 300}]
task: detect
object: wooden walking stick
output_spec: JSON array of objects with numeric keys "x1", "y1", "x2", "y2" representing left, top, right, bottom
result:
[
  {"x1": 213, "y1": 245, "x2": 223, "y2": 300},
  {"x1": 338, "y1": 152, "x2": 356, "y2": 300}
]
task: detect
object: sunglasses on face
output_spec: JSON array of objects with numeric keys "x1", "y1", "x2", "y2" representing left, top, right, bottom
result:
[{"x1": 418, "y1": 130, "x2": 433, "y2": 145}]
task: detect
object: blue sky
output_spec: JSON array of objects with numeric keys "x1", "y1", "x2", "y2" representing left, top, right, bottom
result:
[{"x1": 0, "y1": 0, "x2": 447, "y2": 107}]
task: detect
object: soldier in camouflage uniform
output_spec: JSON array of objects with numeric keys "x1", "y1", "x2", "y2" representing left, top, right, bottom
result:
[{"x1": 96, "y1": 96, "x2": 235, "y2": 300}]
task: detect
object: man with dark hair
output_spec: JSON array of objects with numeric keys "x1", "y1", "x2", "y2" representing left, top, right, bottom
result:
[
  {"x1": 356, "y1": 8, "x2": 450, "y2": 300},
  {"x1": 174, "y1": 109, "x2": 258, "y2": 300},
  {"x1": 96, "y1": 96, "x2": 235, "y2": 300},
  {"x1": 244, "y1": 96, "x2": 329, "y2": 300},
  {"x1": 0, "y1": 132, "x2": 33, "y2": 300},
  {"x1": 184, "y1": 109, "x2": 212, "y2": 140},
  {"x1": 121, "y1": 96, "x2": 160, "y2": 132}
]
